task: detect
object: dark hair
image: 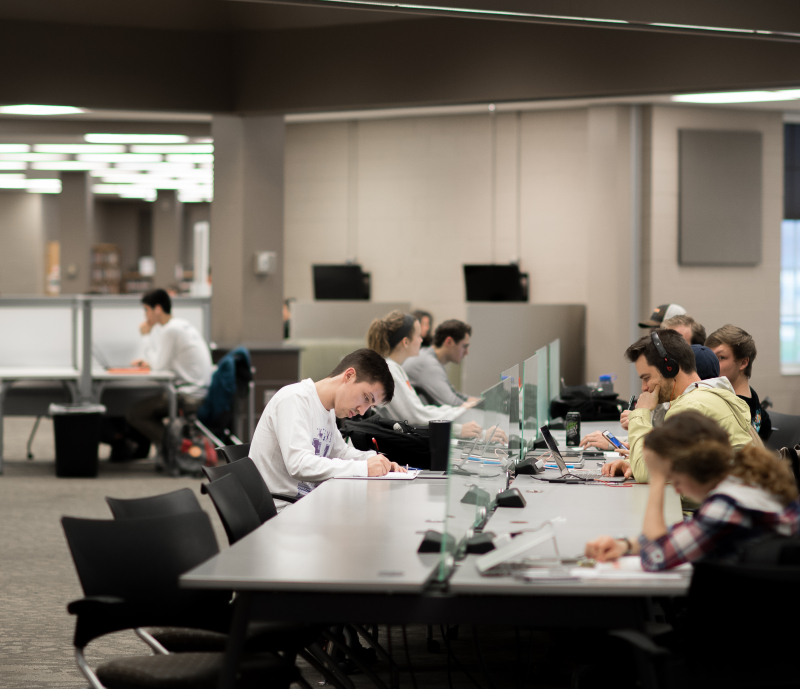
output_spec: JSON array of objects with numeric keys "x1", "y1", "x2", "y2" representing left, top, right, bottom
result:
[
  {"x1": 327, "y1": 348, "x2": 394, "y2": 403},
  {"x1": 705, "y1": 324, "x2": 757, "y2": 378},
  {"x1": 367, "y1": 311, "x2": 417, "y2": 357},
  {"x1": 662, "y1": 314, "x2": 706, "y2": 346},
  {"x1": 624, "y1": 329, "x2": 696, "y2": 375},
  {"x1": 645, "y1": 411, "x2": 797, "y2": 504},
  {"x1": 141, "y1": 288, "x2": 171, "y2": 314},
  {"x1": 433, "y1": 319, "x2": 472, "y2": 348}
]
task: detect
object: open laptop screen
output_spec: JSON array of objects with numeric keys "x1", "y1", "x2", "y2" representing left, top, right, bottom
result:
[{"x1": 539, "y1": 426, "x2": 569, "y2": 476}]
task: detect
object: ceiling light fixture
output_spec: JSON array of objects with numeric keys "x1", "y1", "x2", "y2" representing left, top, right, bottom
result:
[
  {"x1": 672, "y1": 89, "x2": 800, "y2": 103},
  {"x1": 85, "y1": 134, "x2": 189, "y2": 144},
  {"x1": 33, "y1": 144, "x2": 126, "y2": 154},
  {"x1": 0, "y1": 104, "x2": 85, "y2": 116},
  {"x1": 165, "y1": 154, "x2": 214, "y2": 163},
  {"x1": 0, "y1": 162, "x2": 26, "y2": 170},
  {"x1": 0, "y1": 153, "x2": 69, "y2": 162},
  {"x1": 32, "y1": 161, "x2": 111, "y2": 171},
  {"x1": 130, "y1": 145, "x2": 214, "y2": 154},
  {"x1": 77, "y1": 153, "x2": 163, "y2": 163},
  {"x1": 0, "y1": 144, "x2": 31, "y2": 153}
]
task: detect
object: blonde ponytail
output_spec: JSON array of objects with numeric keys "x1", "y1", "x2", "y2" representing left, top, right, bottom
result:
[{"x1": 366, "y1": 310, "x2": 415, "y2": 357}]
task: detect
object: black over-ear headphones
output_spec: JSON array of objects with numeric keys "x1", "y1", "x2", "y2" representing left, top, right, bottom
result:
[{"x1": 650, "y1": 331, "x2": 679, "y2": 379}]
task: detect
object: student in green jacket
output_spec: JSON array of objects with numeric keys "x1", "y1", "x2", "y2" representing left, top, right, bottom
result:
[{"x1": 602, "y1": 329, "x2": 753, "y2": 483}]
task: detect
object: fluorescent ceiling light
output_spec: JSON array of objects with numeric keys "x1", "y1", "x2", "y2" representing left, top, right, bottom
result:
[
  {"x1": 32, "y1": 161, "x2": 111, "y2": 171},
  {"x1": 166, "y1": 154, "x2": 214, "y2": 163},
  {"x1": 0, "y1": 104, "x2": 84, "y2": 116},
  {"x1": 673, "y1": 89, "x2": 800, "y2": 104},
  {"x1": 77, "y1": 153, "x2": 163, "y2": 163},
  {"x1": 0, "y1": 153, "x2": 69, "y2": 162},
  {"x1": 195, "y1": 138, "x2": 213, "y2": 144},
  {"x1": 0, "y1": 177, "x2": 61, "y2": 191},
  {"x1": 0, "y1": 162, "x2": 26, "y2": 170},
  {"x1": 95, "y1": 162, "x2": 197, "y2": 174},
  {"x1": 33, "y1": 144, "x2": 125, "y2": 154},
  {"x1": 99, "y1": 177, "x2": 211, "y2": 190},
  {"x1": 130, "y1": 145, "x2": 214, "y2": 154},
  {"x1": 85, "y1": 134, "x2": 189, "y2": 144},
  {"x1": 0, "y1": 144, "x2": 30, "y2": 153},
  {"x1": 0, "y1": 173, "x2": 25, "y2": 180}
]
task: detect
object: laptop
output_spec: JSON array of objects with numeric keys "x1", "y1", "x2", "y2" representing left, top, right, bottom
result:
[{"x1": 539, "y1": 425, "x2": 626, "y2": 482}]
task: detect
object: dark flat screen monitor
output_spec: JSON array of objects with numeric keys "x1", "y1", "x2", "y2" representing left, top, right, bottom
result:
[
  {"x1": 464, "y1": 264, "x2": 528, "y2": 302},
  {"x1": 313, "y1": 265, "x2": 370, "y2": 300}
]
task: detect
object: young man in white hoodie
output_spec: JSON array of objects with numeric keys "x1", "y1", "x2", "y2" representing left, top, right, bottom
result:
[
  {"x1": 601, "y1": 330, "x2": 753, "y2": 483},
  {"x1": 250, "y1": 348, "x2": 405, "y2": 510}
]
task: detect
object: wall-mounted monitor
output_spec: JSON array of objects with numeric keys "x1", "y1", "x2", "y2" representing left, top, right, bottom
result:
[
  {"x1": 463, "y1": 264, "x2": 528, "y2": 302},
  {"x1": 313, "y1": 264, "x2": 371, "y2": 300}
]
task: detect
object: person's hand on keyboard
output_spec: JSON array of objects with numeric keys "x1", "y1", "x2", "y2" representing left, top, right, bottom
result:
[{"x1": 601, "y1": 459, "x2": 632, "y2": 478}]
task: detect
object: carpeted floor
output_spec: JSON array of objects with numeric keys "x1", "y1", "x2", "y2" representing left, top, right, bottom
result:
[{"x1": 0, "y1": 417, "x2": 572, "y2": 689}]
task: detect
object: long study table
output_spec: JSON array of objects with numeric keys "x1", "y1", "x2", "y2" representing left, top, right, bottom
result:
[{"x1": 183, "y1": 430, "x2": 685, "y2": 689}]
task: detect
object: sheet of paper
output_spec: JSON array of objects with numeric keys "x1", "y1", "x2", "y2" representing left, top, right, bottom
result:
[{"x1": 333, "y1": 470, "x2": 421, "y2": 481}]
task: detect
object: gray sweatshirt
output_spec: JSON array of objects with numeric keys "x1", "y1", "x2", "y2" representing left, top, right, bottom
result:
[{"x1": 403, "y1": 347, "x2": 469, "y2": 406}]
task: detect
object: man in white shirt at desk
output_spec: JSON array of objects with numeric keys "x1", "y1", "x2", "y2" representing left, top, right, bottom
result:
[
  {"x1": 250, "y1": 348, "x2": 405, "y2": 511},
  {"x1": 126, "y1": 289, "x2": 212, "y2": 451}
]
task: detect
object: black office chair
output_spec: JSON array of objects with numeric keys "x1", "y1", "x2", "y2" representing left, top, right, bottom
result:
[
  {"x1": 766, "y1": 411, "x2": 800, "y2": 452},
  {"x1": 62, "y1": 512, "x2": 302, "y2": 689},
  {"x1": 412, "y1": 385, "x2": 437, "y2": 406},
  {"x1": 106, "y1": 488, "x2": 202, "y2": 520},
  {"x1": 203, "y1": 457, "x2": 295, "y2": 522},
  {"x1": 215, "y1": 442, "x2": 251, "y2": 465},
  {"x1": 202, "y1": 474, "x2": 263, "y2": 545},
  {"x1": 611, "y1": 559, "x2": 800, "y2": 689}
]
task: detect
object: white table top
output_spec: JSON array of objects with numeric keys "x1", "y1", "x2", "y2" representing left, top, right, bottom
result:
[
  {"x1": 0, "y1": 367, "x2": 80, "y2": 380},
  {"x1": 447, "y1": 473, "x2": 687, "y2": 595},
  {"x1": 183, "y1": 479, "x2": 449, "y2": 593}
]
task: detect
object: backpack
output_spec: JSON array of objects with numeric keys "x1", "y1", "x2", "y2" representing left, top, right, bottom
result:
[
  {"x1": 549, "y1": 384, "x2": 626, "y2": 422},
  {"x1": 340, "y1": 416, "x2": 432, "y2": 469},
  {"x1": 163, "y1": 417, "x2": 219, "y2": 477}
]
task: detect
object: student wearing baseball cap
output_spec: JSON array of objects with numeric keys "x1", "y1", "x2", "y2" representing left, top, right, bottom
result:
[{"x1": 639, "y1": 303, "x2": 687, "y2": 329}]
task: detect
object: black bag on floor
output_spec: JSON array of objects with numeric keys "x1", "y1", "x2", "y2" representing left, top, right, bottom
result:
[
  {"x1": 163, "y1": 417, "x2": 219, "y2": 477},
  {"x1": 340, "y1": 416, "x2": 431, "y2": 469}
]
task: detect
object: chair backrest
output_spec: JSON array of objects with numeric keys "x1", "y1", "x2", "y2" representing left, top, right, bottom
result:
[
  {"x1": 685, "y1": 560, "x2": 800, "y2": 682},
  {"x1": 106, "y1": 488, "x2": 202, "y2": 519},
  {"x1": 202, "y1": 474, "x2": 262, "y2": 545},
  {"x1": 215, "y1": 443, "x2": 251, "y2": 465},
  {"x1": 61, "y1": 512, "x2": 219, "y2": 600},
  {"x1": 202, "y1": 457, "x2": 278, "y2": 524},
  {"x1": 766, "y1": 411, "x2": 800, "y2": 451},
  {"x1": 413, "y1": 385, "x2": 437, "y2": 406}
]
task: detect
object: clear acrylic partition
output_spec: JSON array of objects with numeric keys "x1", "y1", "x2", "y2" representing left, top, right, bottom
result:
[
  {"x1": 521, "y1": 353, "x2": 538, "y2": 457},
  {"x1": 501, "y1": 364, "x2": 521, "y2": 462},
  {"x1": 536, "y1": 346, "x2": 549, "y2": 436},
  {"x1": 0, "y1": 297, "x2": 80, "y2": 368},
  {"x1": 90, "y1": 296, "x2": 210, "y2": 368},
  {"x1": 437, "y1": 379, "x2": 514, "y2": 581},
  {"x1": 548, "y1": 338, "x2": 561, "y2": 421}
]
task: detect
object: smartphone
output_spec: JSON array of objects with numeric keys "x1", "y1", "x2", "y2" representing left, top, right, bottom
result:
[{"x1": 602, "y1": 430, "x2": 626, "y2": 450}]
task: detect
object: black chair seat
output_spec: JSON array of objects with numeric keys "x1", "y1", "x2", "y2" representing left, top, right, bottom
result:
[
  {"x1": 96, "y1": 651, "x2": 299, "y2": 689},
  {"x1": 149, "y1": 622, "x2": 320, "y2": 654}
]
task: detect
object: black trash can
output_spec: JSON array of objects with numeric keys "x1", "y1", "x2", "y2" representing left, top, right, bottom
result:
[{"x1": 49, "y1": 403, "x2": 106, "y2": 478}]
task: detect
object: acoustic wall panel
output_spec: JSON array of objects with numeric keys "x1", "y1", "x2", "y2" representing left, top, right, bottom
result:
[{"x1": 679, "y1": 129, "x2": 762, "y2": 266}]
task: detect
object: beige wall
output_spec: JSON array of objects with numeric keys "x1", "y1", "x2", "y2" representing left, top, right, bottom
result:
[
  {"x1": 644, "y1": 105, "x2": 792, "y2": 411},
  {"x1": 284, "y1": 107, "x2": 637, "y2": 394},
  {"x1": 0, "y1": 192, "x2": 45, "y2": 295}
]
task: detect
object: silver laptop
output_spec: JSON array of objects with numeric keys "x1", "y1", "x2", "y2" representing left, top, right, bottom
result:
[{"x1": 539, "y1": 426, "x2": 626, "y2": 482}]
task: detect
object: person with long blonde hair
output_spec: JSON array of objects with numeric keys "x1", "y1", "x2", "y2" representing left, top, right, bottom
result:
[
  {"x1": 367, "y1": 311, "x2": 480, "y2": 437},
  {"x1": 586, "y1": 411, "x2": 799, "y2": 570}
]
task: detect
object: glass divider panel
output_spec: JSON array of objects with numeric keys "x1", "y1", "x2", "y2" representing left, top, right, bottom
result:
[{"x1": 548, "y1": 339, "x2": 560, "y2": 422}]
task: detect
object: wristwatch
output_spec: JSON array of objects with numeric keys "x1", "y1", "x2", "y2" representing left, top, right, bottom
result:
[{"x1": 616, "y1": 535, "x2": 633, "y2": 556}]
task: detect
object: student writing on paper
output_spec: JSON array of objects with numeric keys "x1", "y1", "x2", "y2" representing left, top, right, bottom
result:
[
  {"x1": 250, "y1": 349, "x2": 406, "y2": 511},
  {"x1": 585, "y1": 412, "x2": 800, "y2": 570}
]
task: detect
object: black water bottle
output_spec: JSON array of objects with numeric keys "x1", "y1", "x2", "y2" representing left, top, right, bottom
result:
[{"x1": 429, "y1": 420, "x2": 452, "y2": 471}]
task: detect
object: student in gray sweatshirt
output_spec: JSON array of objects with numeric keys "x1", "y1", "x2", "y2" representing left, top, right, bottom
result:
[{"x1": 403, "y1": 319, "x2": 480, "y2": 407}]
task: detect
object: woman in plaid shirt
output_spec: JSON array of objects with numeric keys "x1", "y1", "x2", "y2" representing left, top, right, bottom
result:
[{"x1": 585, "y1": 411, "x2": 799, "y2": 570}]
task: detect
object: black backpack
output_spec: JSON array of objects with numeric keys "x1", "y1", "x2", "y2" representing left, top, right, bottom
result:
[
  {"x1": 549, "y1": 384, "x2": 626, "y2": 422},
  {"x1": 340, "y1": 416, "x2": 432, "y2": 469}
]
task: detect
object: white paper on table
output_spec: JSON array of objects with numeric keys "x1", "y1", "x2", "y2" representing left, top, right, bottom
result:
[
  {"x1": 569, "y1": 556, "x2": 692, "y2": 580},
  {"x1": 332, "y1": 470, "x2": 421, "y2": 481}
]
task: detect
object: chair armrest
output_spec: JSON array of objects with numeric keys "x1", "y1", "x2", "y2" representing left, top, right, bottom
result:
[
  {"x1": 609, "y1": 629, "x2": 671, "y2": 657},
  {"x1": 67, "y1": 596, "x2": 126, "y2": 615},
  {"x1": 271, "y1": 493, "x2": 298, "y2": 504}
]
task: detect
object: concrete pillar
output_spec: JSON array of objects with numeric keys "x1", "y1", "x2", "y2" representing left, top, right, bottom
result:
[
  {"x1": 584, "y1": 106, "x2": 635, "y2": 395},
  {"x1": 153, "y1": 189, "x2": 182, "y2": 288},
  {"x1": 210, "y1": 115, "x2": 284, "y2": 346},
  {"x1": 59, "y1": 172, "x2": 94, "y2": 294}
]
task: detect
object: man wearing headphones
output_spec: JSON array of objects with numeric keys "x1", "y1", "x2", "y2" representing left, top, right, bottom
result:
[{"x1": 602, "y1": 330, "x2": 753, "y2": 483}]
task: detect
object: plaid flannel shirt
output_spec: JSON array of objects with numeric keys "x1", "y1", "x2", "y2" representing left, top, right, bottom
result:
[{"x1": 639, "y1": 494, "x2": 800, "y2": 571}]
